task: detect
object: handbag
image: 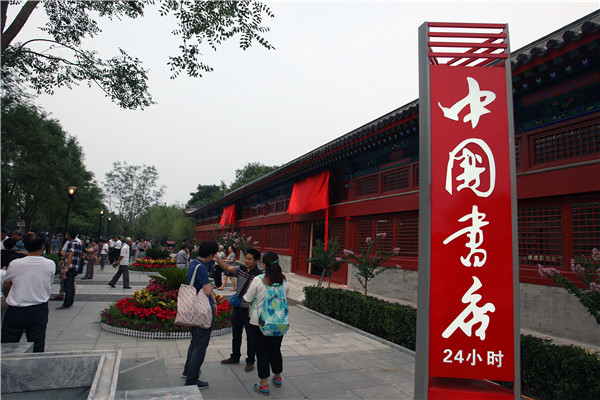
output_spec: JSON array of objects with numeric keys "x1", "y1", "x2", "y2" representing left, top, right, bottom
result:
[
  {"x1": 174, "y1": 261, "x2": 212, "y2": 328},
  {"x1": 228, "y1": 271, "x2": 254, "y2": 307}
]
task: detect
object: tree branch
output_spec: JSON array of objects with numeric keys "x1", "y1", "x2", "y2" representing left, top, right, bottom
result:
[{"x1": 1, "y1": 1, "x2": 40, "y2": 54}]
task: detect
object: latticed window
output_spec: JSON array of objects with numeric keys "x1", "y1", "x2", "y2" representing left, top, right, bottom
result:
[
  {"x1": 355, "y1": 219, "x2": 373, "y2": 252},
  {"x1": 264, "y1": 224, "x2": 290, "y2": 249},
  {"x1": 251, "y1": 206, "x2": 259, "y2": 217},
  {"x1": 257, "y1": 204, "x2": 265, "y2": 216},
  {"x1": 532, "y1": 122, "x2": 600, "y2": 165},
  {"x1": 375, "y1": 217, "x2": 394, "y2": 253},
  {"x1": 276, "y1": 200, "x2": 286, "y2": 213},
  {"x1": 329, "y1": 219, "x2": 346, "y2": 254},
  {"x1": 415, "y1": 165, "x2": 420, "y2": 188},
  {"x1": 396, "y1": 213, "x2": 418, "y2": 257},
  {"x1": 298, "y1": 224, "x2": 310, "y2": 252},
  {"x1": 382, "y1": 167, "x2": 410, "y2": 192},
  {"x1": 518, "y1": 205, "x2": 562, "y2": 267},
  {"x1": 267, "y1": 202, "x2": 276, "y2": 214},
  {"x1": 357, "y1": 175, "x2": 379, "y2": 197},
  {"x1": 571, "y1": 201, "x2": 600, "y2": 260}
]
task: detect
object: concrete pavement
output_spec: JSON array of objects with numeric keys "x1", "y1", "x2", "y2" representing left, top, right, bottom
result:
[{"x1": 43, "y1": 266, "x2": 416, "y2": 399}]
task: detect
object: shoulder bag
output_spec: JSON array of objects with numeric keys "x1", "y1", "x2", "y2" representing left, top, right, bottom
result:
[{"x1": 175, "y1": 261, "x2": 212, "y2": 328}]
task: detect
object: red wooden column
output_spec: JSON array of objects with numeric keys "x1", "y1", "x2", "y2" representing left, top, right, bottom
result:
[{"x1": 415, "y1": 22, "x2": 520, "y2": 399}]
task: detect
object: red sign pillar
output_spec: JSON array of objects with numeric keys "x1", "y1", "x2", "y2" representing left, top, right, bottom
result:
[{"x1": 415, "y1": 22, "x2": 520, "y2": 399}]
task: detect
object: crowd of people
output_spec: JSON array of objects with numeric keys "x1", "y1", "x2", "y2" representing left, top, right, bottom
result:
[{"x1": 1, "y1": 229, "x2": 289, "y2": 396}]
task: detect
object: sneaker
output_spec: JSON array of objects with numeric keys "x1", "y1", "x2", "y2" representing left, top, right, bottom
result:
[
  {"x1": 221, "y1": 357, "x2": 239, "y2": 364},
  {"x1": 272, "y1": 376, "x2": 282, "y2": 387},
  {"x1": 108, "y1": 283, "x2": 115, "y2": 288},
  {"x1": 185, "y1": 380, "x2": 209, "y2": 389},
  {"x1": 123, "y1": 286, "x2": 132, "y2": 289},
  {"x1": 253, "y1": 383, "x2": 270, "y2": 396},
  {"x1": 245, "y1": 363, "x2": 254, "y2": 372}
]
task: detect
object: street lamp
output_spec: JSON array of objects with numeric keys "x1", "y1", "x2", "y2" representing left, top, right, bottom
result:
[
  {"x1": 107, "y1": 217, "x2": 112, "y2": 238},
  {"x1": 62, "y1": 186, "x2": 77, "y2": 241},
  {"x1": 98, "y1": 210, "x2": 104, "y2": 238}
]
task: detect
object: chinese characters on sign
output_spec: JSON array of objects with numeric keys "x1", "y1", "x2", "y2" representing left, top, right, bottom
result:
[{"x1": 429, "y1": 66, "x2": 515, "y2": 381}]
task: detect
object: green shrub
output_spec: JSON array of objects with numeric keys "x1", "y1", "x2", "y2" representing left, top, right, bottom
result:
[
  {"x1": 521, "y1": 335, "x2": 600, "y2": 400},
  {"x1": 303, "y1": 286, "x2": 416, "y2": 350},
  {"x1": 146, "y1": 247, "x2": 171, "y2": 260},
  {"x1": 149, "y1": 267, "x2": 188, "y2": 290},
  {"x1": 303, "y1": 286, "x2": 600, "y2": 400}
]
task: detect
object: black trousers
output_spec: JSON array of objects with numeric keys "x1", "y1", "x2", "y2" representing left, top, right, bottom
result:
[
  {"x1": 1, "y1": 302, "x2": 49, "y2": 352},
  {"x1": 231, "y1": 306, "x2": 255, "y2": 364},
  {"x1": 251, "y1": 325, "x2": 283, "y2": 379},
  {"x1": 213, "y1": 267, "x2": 222, "y2": 288},
  {"x1": 63, "y1": 269, "x2": 77, "y2": 308}
]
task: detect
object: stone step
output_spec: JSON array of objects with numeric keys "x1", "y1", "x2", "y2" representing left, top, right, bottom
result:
[
  {"x1": 116, "y1": 385, "x2": 202, "y2": 399},
  {"x1": 116, "y1": 357, "x2": 169, "y2": 392}
]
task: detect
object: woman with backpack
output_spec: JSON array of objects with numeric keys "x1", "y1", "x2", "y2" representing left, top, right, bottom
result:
[{"x1": 243, "y1": 251, "x2": 290, "y2": 396}]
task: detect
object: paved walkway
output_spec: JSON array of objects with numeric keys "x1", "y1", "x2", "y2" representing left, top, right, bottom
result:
[{"x1": 43, "y1": 266, "x2": 415, "y2": 399}]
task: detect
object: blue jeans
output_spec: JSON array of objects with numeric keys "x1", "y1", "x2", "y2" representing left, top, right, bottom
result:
[
  {"x1": 100, "y1": 254, "x2": 106, "y2": 267},
  {"x1": 231, "y1": 306, "x2": 255, "y2": 364},
  {"x1": 183, "y1": 326, "x2": 212, "y2": 384}
]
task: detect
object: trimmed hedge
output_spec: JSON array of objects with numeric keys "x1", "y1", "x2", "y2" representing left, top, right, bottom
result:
[
  {"x1": 303, "y1": 286, "x2": 600, "y2": 400},
  {"x1": 303, "y1": 286, "x2": 417, "y2": 350}
]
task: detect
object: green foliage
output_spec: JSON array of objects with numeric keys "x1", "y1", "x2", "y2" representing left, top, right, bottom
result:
[
  {"x1": 187, "y1": 183, "x2": 226, "y2": 209},
  {"x1": 520, "y1": 335, "x2": 600, "y2": 400},
  {"x1": 149, "y1": 267, "x2": 188, "y2": 290},
  {"x1": 145, "y1": 247, "x2": 171, "y2": 260},
  {"x1": 134, "y1": 204, "x2": 195, "y2": 244},
  {"x1": 303, "y1": 287, "x2": 600, "y2": 400},
  {"x1": 341, "y1": 233, "x2": 400, "y2": 299},
  {"x1": 538, "y1": 248, "x2": 600, "y2": 324},
  {"x1": 1, "y1": 97, "x2": 103, "y2": 234},
  {"x1": 303, "y1": 286, "x2": 417, "y2": 350},
  {"x1": 228, "y1": 162, "x2": 279, "y2": 192},
  {"x1": 104, "y1": 161, "x2": 165, "y2": 235},
  {"x1": 307, "y1": 237, "x2": 343, "y2": 288},
  {"x1": 1, "y1": 1, "x2": 274, "y2": 109}
]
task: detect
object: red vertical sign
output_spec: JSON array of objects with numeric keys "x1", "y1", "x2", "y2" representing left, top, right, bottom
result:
[{"x1": 428, "y1": 65, "x2": 515, "y2": 382}]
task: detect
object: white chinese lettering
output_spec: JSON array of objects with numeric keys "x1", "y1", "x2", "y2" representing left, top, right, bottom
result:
[
  {"x1": 443, "y1": 205, "x2": 489, "y2": 267},
  {"x1": 467, "y1": 349, "x2": 483, "y2": 366},
  {"x1": 487, "y1": 351, "x2": 504, "y2": 368},
  {"x1": 442, "y1": 276, "x2": 495, "y2": 340},
  {"x1": 446, "y1": 138, "x2": 496, "y2": 198},
  {"x1": 438, "y1": 77, "x2": 496, "y2": 129}
]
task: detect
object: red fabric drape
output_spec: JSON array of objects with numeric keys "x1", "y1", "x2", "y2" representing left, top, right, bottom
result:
[
  {"x1": 219, "y1": 204, "x2": 236, "y2": 229},
  {"x1": 287, "y1": 170, "x2": 331, "y2": 249}
]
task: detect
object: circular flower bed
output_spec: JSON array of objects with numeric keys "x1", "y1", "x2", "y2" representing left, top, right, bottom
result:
[
  {"x1": 129, "y1": 257, "x2": 176, "y2": 272},
  {"x1": 100, "y1": 278, "x2": 232, "y2": 337}
]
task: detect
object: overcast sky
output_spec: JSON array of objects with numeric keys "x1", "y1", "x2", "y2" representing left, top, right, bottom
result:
[{"x1": 12, "y1": 1, "x2": 599, "y2": 208}]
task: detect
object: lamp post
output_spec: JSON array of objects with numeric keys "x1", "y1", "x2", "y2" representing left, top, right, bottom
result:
[
  {"x1": 62, "y1": 186, "x2": 77, "y2": 242},
  {"x1": 107, "y1": 217, "x2": 112, "y2": 239},
  {"x1": 98, "y1": 210, "x2": 104, "y2": 239}
]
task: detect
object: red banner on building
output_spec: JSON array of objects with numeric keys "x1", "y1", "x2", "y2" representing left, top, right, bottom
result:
[{"x1": 219, "y1": 204, "x2": 236, "y2": 227}]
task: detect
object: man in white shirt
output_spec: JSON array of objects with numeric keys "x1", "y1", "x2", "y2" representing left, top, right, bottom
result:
[
  {"x1": 100, "y1": 239, "x2": 109, "y2": 269},
  {"x1": 108, "y1": 237, "x2": 116, "y2": 263},
  {"x1": 1, "y1": 232, "x2": 55, "y2": 352},
  {"x1": 112, "y1": 237, "x2": 122, "y2": 268},
  {"x1": 108, "y1": 237, "x2": 132, "y2": 289}
]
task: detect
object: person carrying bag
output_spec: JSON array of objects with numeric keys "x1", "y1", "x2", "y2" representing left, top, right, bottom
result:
[{"x1": 179, "y1": 241, "x2": 218, "y2": 390}]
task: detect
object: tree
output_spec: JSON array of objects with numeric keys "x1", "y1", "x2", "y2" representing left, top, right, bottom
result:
[
  {"x1": 104, "y1": 161, "x2": 165, "y2": 235},
  {"x1": 539, "y1": 248, "x2": 600, "y2": 325},
  {"x1": 1, "y1": 1, "x2": 275, "y2": 109},
  {"x1": 341, "y1": 233, "x2": 401, "y2": 300},
  {"x1": 307, "y1": 237, "x2": 343, "y2": 288},
  {"x1": 1, "y1": 96, "x2": 103, "y2": 233},
  {"x1": 134, "y1": 203, "x2": 195, "y2": 245},
  {"x1": 228, "y1": 162, "x2": 279, "y2": 192},
  {"x1": 186, "y1": 182, "x2": 226, "y2": 209}
]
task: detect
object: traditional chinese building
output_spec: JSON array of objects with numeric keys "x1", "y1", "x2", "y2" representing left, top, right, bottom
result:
[{"x1": 187, "y1": 10, "x2": 600, "y2": 344}]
